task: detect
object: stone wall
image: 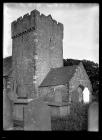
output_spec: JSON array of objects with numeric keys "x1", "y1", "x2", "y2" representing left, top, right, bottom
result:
[
  {"x1": 11, "y1": 11, "x2": 37, "y2": 98},
  {"x1": 39, "y1": 85, "x2": 69, "y2": 103},
  {"x1": 35, "y1": 12, "x2": 63, "y2": 90},
  {"x1": 11, "y1": 9, "x2": 63, "y2": 98},
  {"x1": 69, "y1": 63, "x2": 92, "y2": 102}
]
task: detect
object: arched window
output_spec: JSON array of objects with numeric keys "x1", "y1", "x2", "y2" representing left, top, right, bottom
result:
[
  {"x1": 78, "y1": 85, "x2": 90, "y2": 103},
  {"x1": 83, "y1": 87, "x2": 90, "y2": 103}
]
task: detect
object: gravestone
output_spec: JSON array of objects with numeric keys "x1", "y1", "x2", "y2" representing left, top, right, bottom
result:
[
  {"x1": 3, "y1": 90, "x2": 13, "y2": 130},
  {"x1": 88, "y1": 101, "x2": 99, "y2": 131},
  {"x1": 24, "y1": 97, "x2": 51, "y2": 130},
  {"x1": 13, "y1": 97, "x2": 51, "y2": 131}
]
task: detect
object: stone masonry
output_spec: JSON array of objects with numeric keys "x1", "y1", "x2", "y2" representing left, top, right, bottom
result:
[
  {"x1": 69, "y1": 62, "x2": 92, "y2": 102},
  {"x1": 11, "y1": 9, "x2": 63, "y2": 98}
]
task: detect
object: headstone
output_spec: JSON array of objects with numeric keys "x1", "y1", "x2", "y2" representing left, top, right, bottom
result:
[
  {"x1": 88, "y1": 101, "x2": 99, "y2": 131},
  {"x1": 3, "y1": 90, "x2": 13, "y2": 130},
  {"x1": 24, "y1": 97, "x2": 51, "y2": 131}
]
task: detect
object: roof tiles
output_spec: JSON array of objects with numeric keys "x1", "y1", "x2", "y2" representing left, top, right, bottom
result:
[{"x1": 39, "y1": 65, "x2": 77, "y2": 87}]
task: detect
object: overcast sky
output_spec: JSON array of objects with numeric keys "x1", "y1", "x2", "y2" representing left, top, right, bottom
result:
[{"x1": 3, "y1": 3, "x2": 99, "y2": 64}]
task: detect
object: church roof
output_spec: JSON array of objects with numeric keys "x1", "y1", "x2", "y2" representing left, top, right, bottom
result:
[
  {"x1": 39, "y1": 65, "x2": 77, "y2": 87},
  {"x1": 3, "y1": 56, "x2": 12, "y2": 76}
]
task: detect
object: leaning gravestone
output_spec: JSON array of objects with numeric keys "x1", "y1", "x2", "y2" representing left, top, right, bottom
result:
[
  {"x1": 24, "y1": 97, "x2": 51, "y2": 130},
  {"x1": 3, "y1": 90, "x2": 13, "y2": 130},
  {"x1": 88, "y1": 101, "x2": 99, "y2": 131}
]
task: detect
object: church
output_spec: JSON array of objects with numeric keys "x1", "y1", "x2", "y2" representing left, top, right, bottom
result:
[{"x1": 3, "y1": 9, "x2": 92, "y2": 129}]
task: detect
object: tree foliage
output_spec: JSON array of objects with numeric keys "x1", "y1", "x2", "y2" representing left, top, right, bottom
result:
[{"x1": 63, "y1": 58, "x2": 99, "y2": 101}]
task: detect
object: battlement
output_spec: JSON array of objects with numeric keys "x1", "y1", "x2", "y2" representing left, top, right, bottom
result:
[{"x1": 11, "y1": 9, "x2": 63, "y2": 39}]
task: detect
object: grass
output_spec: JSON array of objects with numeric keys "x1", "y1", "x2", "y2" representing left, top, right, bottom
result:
[{"x1": 51, "y1": 102, "x2": 89, "y2": 131}]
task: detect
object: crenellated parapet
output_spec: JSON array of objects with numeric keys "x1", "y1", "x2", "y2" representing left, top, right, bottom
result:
[
  {"x1": 11, "y1": 9, "x2": 63, "y2": 39},
  {"x1": 11, "y1": 10, "x2": 40, "y2": 39}
]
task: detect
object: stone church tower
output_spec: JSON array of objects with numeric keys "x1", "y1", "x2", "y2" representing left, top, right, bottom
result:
[{"x1": 11, "y1": 9, "x2": 63, "y2": 98}]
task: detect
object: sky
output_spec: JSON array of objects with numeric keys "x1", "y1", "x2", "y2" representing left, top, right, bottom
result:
[{"x1": 3, "y1": 3, "x2": 99, "y2": 64}]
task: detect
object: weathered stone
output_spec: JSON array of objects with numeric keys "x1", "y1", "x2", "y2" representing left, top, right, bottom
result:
[
  {"x1": 11, "y1": 10, "x2": 63, "y2": 98},
  {"x1": 39, "y1": 62, "x2": 92, "y2": 105},
  {"x1": 59, "y1": 105, "x2": 70, "y2": 116},
  {"x1": 3, "y1": 90, "x2": 13, "y2": 130},
  {"x1": 13, "y1": 97, "x2": 51, "y2": 130},
  {"x1": 88, "y1": 101, "x2": 99, "y2": 131},
  {"x1": 71, "y1": 89, "x2": 79, "y2": 103},
  {"x1": 69, "y1": 62, "x2": 92, "y2": 98},
  {"x1": 47, "y1": 102, "x2": 70, "y2": 117},
  {"x1": 24, "y1": 97, "x2": 51, "y2": 131}
]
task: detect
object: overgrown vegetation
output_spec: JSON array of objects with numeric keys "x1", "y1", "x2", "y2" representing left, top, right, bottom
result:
[
  {"x1": 51, "y1": 103, "x2": 88, "y2": 131},
  {"x1": 63, "y1": 58, "x2": 99, "y2": 101},
  {"x1": 51, "y1": 59, "x2": 98, "y2": 131}
]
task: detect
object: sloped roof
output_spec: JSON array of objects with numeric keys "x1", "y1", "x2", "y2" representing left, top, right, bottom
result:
[
  {"x1": 39, "y1": 65, "x2": 77, "y2": 87},
  {"x1": 3, "y1": 56, "x2": 12, "y2": 76}
]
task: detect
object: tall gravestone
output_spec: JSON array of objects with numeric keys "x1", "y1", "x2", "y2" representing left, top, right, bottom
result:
[
  {"x1": 24, "y1": 97, "x2": 51, "y2": 130},
  {"x1": 88, "y1": 101, "x2": 99, "y2": 131},
  {"x1": 13, "y1": 97, "x2": 51, "y2": 130}
]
